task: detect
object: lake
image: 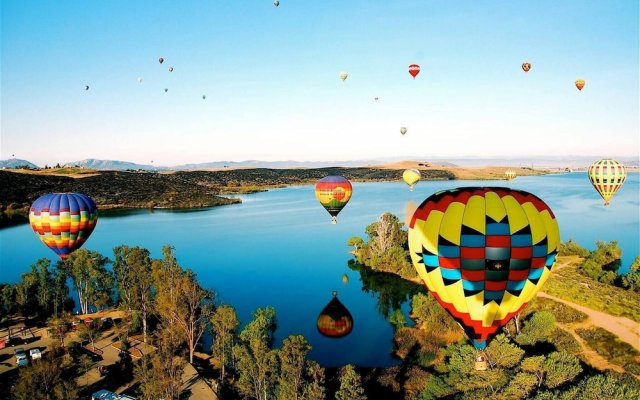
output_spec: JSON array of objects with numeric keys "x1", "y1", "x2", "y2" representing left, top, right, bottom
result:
[{"x1": 0, "y1": 172, "x2": 638, "y2": 367}]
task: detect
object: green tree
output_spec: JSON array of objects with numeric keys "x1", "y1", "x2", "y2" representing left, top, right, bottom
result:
[
  {"x1": 572, "y1": 373, "x2": 640, "y2": 400},
  {"x1": 542, "y1": 351, "x2": 582, "y2": 389},
  {"x1": 11, "y1": 357, "x2": 77, "y2": 400},
  {"x1": 113, "y1": 245, "x2": 154, "y2": 343},
  {"x1": 276, "y1": 335, "x2": 312, "y2": 400},
  {"x1": 516, "y1": 311, "x2": 556, "y2": 346},
  {"x1": 521, "y1": 355, "x2": 545, "y2": 388},
  {"x1": 47, "y1": 314, "x2": 71, "y2": 348},
  {"x1": 335, "y1": 364, "x2": 366, "y2": 400},
  {"x1": 558, "y1": 240, "x2": 590, "y2": 257},
  {"x1": 502, "y1": 372, "x2": 538, "y2": 399},
  {"x1": 135, "y1": 326, "x2": 185, "y2": 400},
  {"x1": 347, "y1": 236, "x2": 364, "y2": 251},
  {"x1": 63, "y1": 249, "x2": 112, "y2": 314},
  {"x1": 211, "y1": 304, "x2": 239, "y2": 380},
  {"x1": 232, "y1": 307, "x2": 278, "y2": 400},
  {"x1": 485, "y1": 334, "x2": 524, "y2": 369},
  {"x1": 621, "y1": 256, "x2": 640, "y2": 292},
  {"x1": 77, "y1": 318, "x2": 102, "y2": 351},
  {"x1": 389, "y1": 308, "x2": 407, "y2": 330},
  {"x1": 153, "y1": 246, "x2": 215, "y2": 363},
  {"x1": 302, "y1": 361, "x2": 326, "y2": 400},
  {"x1": 0, "y1": 283, "x2": 16, "y2": 339}
]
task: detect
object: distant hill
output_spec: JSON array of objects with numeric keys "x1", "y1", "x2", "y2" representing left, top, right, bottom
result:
[
  {"x1": 64, "y1": 158, "x2": 161, "y2": 171},
  {"x1": 0, "y1": 158, "x2": 38, "y2": 169},
  {"x1": 172, "y1": 159, "x2": 387, "y2": 170}
]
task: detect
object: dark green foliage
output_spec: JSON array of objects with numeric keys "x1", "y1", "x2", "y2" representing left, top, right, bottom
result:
[
  {"x1": 577, "y1": 241, "x2": 623, "y2": 284},
  {"x1": 349, "y1": 213, "x2": 417, "y2": 280},
  {"x1": 542, "y1": 351, "x2": 582, "y2": 389},
  {"x1": 621, "y1": 256, "x2": 640, "y2": 292},
  {"x1": 558, "y1": 240, "x2": 590, "y2": 257},
  {"x1": 335, "y1": 365, "x2": 367, "y2": 400},
  {"x1": 570, "y1": 373, "x2": 640, "y2": 400},
  {"x1": 516, "y1": 311, "x2": 556, "y2": 346}
]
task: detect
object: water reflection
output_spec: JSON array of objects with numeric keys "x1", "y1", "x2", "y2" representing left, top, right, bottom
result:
[{"x1": 347, "y1": 259, "x2": 424, "y2": 320}]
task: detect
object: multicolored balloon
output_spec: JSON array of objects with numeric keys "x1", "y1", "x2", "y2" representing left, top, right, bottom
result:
[
  {"x1": 403, "y1": 169, "x2": 421, "y2": 191},
  {"x1": 408, "y1": 187, "x2": 559, "y2": 350},
  {"x1": 315, "y1": 176, "x2": 352, "y2": 224},
  {"x1": 29, "y1": 193, "x2": 99, "y2": 259},
  {"x1": 408, "y1": 64, "x2": 420, "y2": 79},
  {"x1": 339, "y1": 71, "x2": 348, "y2": 82},
  {"x1": 522, "y1": 62, "x2": 531, "y2": 73},
  {"x1": 575, "y1": 79, "x2": 585, "y2": 91},
  {"x1": 588, "y1": 159, "x2": 626, "y2": 206},
  {"x1": 505, "y1": 170, "x2": 516, "y2": 181},
  {"x1": 317, "y1": 291, "x2": 353, "y2": 338}
]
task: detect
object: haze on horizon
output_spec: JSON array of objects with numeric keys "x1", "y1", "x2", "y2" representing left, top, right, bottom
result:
[{"x1": 1, "y1": 1, "x2": 638, "y2": 166}]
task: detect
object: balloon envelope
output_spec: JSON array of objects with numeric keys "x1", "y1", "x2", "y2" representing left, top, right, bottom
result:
[
  {"x1": 575, "y1": 80, "x2": 585, "y2": 91},
  {"x1": 588, "y1": 159, "x2": 626, "y2": 205},
  {"x1": 274, "y1": 0, "x2": 279, "y2": 6},
  {"x1": 505, "y1": 170, "x2": 517, "y2": 181},
  {"x1": 317, "y1": 292, "x2": 353, "y2": 338},
  {"x1": 159, "y1": 57, "x2": 164, "y2": 64},
  {"x1": 29, "y1": 193, "x2": 99, "y2": 259},
  {"x1": 522, "y1": 63, "x2": 531, "y2": 72},
  {"x1": 315, "y1": 176, "x2": 352, "y2": 223},
  {"x1": 403, "y1": 169, "x2": 421, "y2": 190},
  {"x1": 400, "y1": 127, "x2": 407, "y2": 135},
  {"x1": 409, "y1": 64, "x2": 420, "y2": 78},
  {"x1": 339, "y1": 71, "x2": 348, "y2": 81},
  {"x1": 408, "y1": 187, "x2": 559, "y2": 350}
]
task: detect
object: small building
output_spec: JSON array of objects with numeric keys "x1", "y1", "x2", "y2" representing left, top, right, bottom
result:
[{"x1": 91, "y1": 390, "x2": 136, "y2": 400}]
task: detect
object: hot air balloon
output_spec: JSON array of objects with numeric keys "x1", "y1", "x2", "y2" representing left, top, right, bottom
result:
[
  {"x1": 408, "y1": 187, "x2": 559, "y2": 363},
  {"x1": 588, "y1": 159, "x2": 626, "y2": 206},
  {"x1": 575, "y1": 80, "x2": 585, "y2": 91},
  {"x1": 274, "y1": 0, "x2": 280, "y2": 6},
  {"x1": 374, "y1": 97, "x2": 379, "y2": 101},
  {"x1": 400, "y1": 127, "x2": 407, "y2": 135},
  {"x1": 341, "y1": 274, "x2": 349, "y2": 285},
  {"x1": 159, "y1": 57, "x2": 164, "y2": 64},
  {"x1": 403, "y1": 169, "x2": 421, "y2": 191},
  {"x1": 202, "y1": 95, "x2": 206, "y2": 100},
  {"x1": 522, "y1": 63, "x2": 531, "y2": 73},
  {"x1": 169, "y1": 67, "x2": 174, "y2": 72},
  {"x1": 317, "y1": 291, "x2": 353, "y2": 338},
  {"x1": 164, "y1": 88, "x2": 168, "y2": 93},
  {"x1": 84, "y1": 85, "x2": 90, "y2": 91},
  {"x1": 505, "y1": 170, "x2": 517, "y2": 181},
  {"x1": 138, "y1": 77, "x2": 143, "y2": 83},
  {"x1": 339, "y1": 71, "x2": 348, "y2": 82},
  {"x1": 408, "y1": 64, "x2": 420, "y2": 79},
  {"x1": 315, "y1": 176, "x2": 352, "y2": 224},
  {"x1": 29, "y1": 193, "x2": 99, "y2": 259}
]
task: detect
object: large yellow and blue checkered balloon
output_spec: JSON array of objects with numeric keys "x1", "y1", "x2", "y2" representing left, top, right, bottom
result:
[
  {"x1": 408, "y1": 187, "x2": 559, "y2": 350},
  {"x1": 29, "y1": 193, "x2": 98, "y2": 259}
]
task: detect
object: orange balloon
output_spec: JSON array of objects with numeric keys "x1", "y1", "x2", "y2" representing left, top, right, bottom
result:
[{"x1": 575, "y1": 79, "x2": 585, "y2": 91}]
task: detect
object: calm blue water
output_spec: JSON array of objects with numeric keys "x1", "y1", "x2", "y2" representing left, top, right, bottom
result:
[{"x1": 0, "y1": 172, "x2": 638, "y2": 367}]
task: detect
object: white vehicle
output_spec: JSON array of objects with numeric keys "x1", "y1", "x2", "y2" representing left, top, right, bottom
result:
[{"x1": 29, "y1": 348, "x2": 42, "y2": 360}]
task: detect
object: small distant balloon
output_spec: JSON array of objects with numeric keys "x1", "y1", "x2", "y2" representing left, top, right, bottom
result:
[
  {"x1": 169, "y1": 67, "x2": 174, "y2": 72},
  {"x1": 403, "y1": 169, "x2": 421, "y2": 191},
  {"x1": 588, "y1": 159, "x2": 626, "y2": 206},
  {"x1": 505, "y1": 170, "x2": 517, "y2": 181},
  {"x1": 400, "y1": 127, "x2": 407, "y2": 135},
  {"x1": 575, "y1": 79, "x2": 585, "y2": 91},
  {"x1": 339, "y1": 71, "x2": 348, "y2": 82},
  {"x1": 202, "y1": 95, "x2": 206, "y2": 100},
  {"x1": 274, "y1": 0, "x2": 280, "y2": 6},
  {"x1": 374, "y1": 97, "x2": 379, "y2": 101},
  {"x1": 341, "y1": 274, "x2": 349, "y2": 285},
  {"x1": 408, "y1": 64, "x2": 420, "y2": 79},
  {"x1": 159, "y1": 57, "x2": 164, "y2": 64},
  {"x1": 522, "y1": 62, "x2": 531, "y2": 73},
  {"x1": 138, "y1": 77, "x2": 143, "y2": 83},
  {"x1": 84, "y1": 85, "x2": 90, "y2": 91},
  {"x1": 164, "y1": 88, "x2": 168, "y2": 93}
]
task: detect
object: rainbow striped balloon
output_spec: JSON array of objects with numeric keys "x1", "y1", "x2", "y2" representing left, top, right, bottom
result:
[
  {"x1": 29, "y1": 193, "x2": 98, "y2": 259},
  {"x1": 588, "y1": 159, "x2": 626, "y2": 206},
  {"x1": 315, "y1": 176, "x2": 352, "y2": 224}
]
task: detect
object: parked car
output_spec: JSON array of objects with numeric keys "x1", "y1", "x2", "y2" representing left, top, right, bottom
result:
[
  {"x1": 14, "y1": 348, "x2": 28, "y2": 367},
  {"x1": 29, "y1": 348, "x2": 42, "y2": 360}
]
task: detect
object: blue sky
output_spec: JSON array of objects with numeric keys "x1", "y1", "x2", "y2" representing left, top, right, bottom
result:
[{"x1": 1, "y1": 1, "x2": 638, "y2": 166}]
